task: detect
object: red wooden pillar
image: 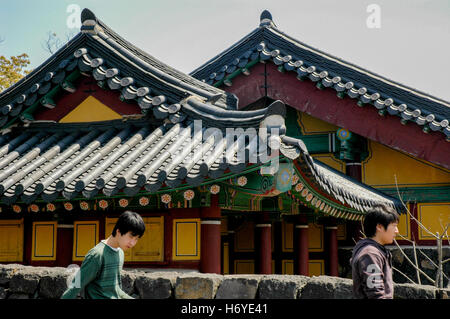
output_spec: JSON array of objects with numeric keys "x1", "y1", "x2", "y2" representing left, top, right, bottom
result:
[
  {"x1": 256, "y1": 213, "x2": 272, "y2": 274},
  {"x1": 409, "y1": 202, "x2": 419, "y2": 244},
  {"x1": 200, "y1": 195, "x2": 221, "y2": 274},
  {"x1": 326, "y1": 226, "x2": 339, "y2": 277},
  {"x1": 345, "y1": 162, "x2": 362, "y2": 181},
  {"x1": 56, "y1": 226, "x2": 74, "y2": 267},
  {"x1": 296, "y1": 224, "x2": 309, "y2": 276}
]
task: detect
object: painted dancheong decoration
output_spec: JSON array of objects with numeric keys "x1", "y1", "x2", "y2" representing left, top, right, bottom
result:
[{"x1": 0, "y1": 8, "x2": 447, "y2": 278}]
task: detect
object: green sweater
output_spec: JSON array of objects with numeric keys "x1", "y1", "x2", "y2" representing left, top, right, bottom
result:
[{"x1": 61, "y1": 241, "x2": 133, "y2": 299}]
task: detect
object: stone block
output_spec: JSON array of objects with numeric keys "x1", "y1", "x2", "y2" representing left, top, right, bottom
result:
[
  {"x1": 258, "y1": 275, "x2": 309, "y2": 299},
  {"x1": 299, "y1": 276, "x2": 353, "y2": 299},
  {"x1": 9, "y1": 270, "x2": 41, "y2": 294},
  {"x1": 0, "y1": 264, "x2": 25, "y2": 286},
  {"x1": 39, "y1": 268, "x2": 71, "y2": 299},
  {"x1": 174, "y1": 274, "x2": 223, "y2": 299},
  {"x1": 121, "y1": 271, "x2": 136, "y2": 296},
  {"x1": 439, "y1": 288, "x2": 450, "y2": 299},
  {"x1": 215, "y1": 275, "x2": 260, "y2": 299},
  {"x1": 394, "y1": 283, "x2": 437, "y2": 299},
  {"x1": 135, "y1": 273, "x2": 173, "y2": 299}
]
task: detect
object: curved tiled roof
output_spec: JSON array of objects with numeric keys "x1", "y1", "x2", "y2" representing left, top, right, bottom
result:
[
  {"x1": 0, "y1": 9, "x2": 239, "y2": 129},
  {"x1": 0, "y1": 8, "x2": 403, "y2": 217},
  {"x1": 0, "y1": 104, "x2": 290, "y2": 204},
  {"x1": 190, "y1": 10, "x2": 450, "y2": 140},
  {"x1": 0, "y1": 112, "x2": 403, "y2": 216}
]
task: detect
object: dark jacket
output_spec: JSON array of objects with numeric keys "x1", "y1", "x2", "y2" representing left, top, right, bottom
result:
[{"x1": 351, "y1": 238, "x2": 394, "y2": 299}]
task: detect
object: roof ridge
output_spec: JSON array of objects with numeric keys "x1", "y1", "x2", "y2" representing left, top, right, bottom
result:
[
  {"x1": 0, "y1": 33, "x2": 85, "y2": 102},
  {"x1": 188, "y1": 12, "x2": 450, "y2": 139},
  {"x1": 266, "y1": 26, "x2": 450, "y2": 107},
  {"x1": 80, "y1": 8, "x2": 237, "y2": 109}
]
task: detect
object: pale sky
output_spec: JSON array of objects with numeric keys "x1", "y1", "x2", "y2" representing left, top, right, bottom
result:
[{"x1": 1, "y1": 0, "x2": 449, "y2": 101}]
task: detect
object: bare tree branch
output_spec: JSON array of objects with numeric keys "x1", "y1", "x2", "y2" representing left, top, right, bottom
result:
[
  {"x1": 41, "y1": 30, "x2": 76, "y2": 55},
  {"x1": 41, "y1": 31, "x2": 60, "y2": 54},
  {"x1": 396, "y1": 233, "x2": 414, "y2": 244},
  {"x1": 436, "y1": 234, "x2": 443, "y2": 289},
  {"x1": 392, "y1": 266, "x2": 417, "y2": 284},
  {"x1": 412, "y1": 241, "x2": 421, "y2": 284},
  {"x1": 439, "y1": 223, "x2": 449, "y2": 240},
  {"x1": 394, "y1": 175, "x2": 437, "y2": 238},
  {"x1": 396, "y1": 233, "x2": 449, "y2": 281},
  {"x1": 393, "y1": 239, "x2": 436, "y2": 285}
]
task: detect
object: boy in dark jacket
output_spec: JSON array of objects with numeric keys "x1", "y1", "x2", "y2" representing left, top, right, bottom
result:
[
  {"x1": 351, "y1": 204, "x2": 399, "y2": 299},
  {"x1": 61, "y1": 211, "x2": 145, "y2": 299}
]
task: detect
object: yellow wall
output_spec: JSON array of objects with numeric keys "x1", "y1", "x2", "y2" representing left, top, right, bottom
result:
[
  {"x1": 417, "y1": 203, "x2": 450, "y2": 240},
  {"x1": 0, "y1": 219, "x2": 24, "y2": 262},
  {"x1": 282, "y1": 222, "x2": 294, "y2": 252},
  {"x1": 282, "y1": 260, "x2": 294, "y2": 275},
  {"x1": 308, "y1": 223, "x2": 324, "y2": 252},
  {"x1": 59, "y1": 96, "x2": 122, "y2": 123},
  {"x1": 281, "y1": 222, "x2": 324, "y2": 252},
  {"x1": 223, "y1": 242, "x2": 229, "y2": 275},
  {"x1": 133, "y1": 216, "x2": 164, "y2": 262},
  {"x1": 73, "y1": 221, "x2": 99, "y2": 261},
  {"x1": 234, "y1": 260, "x2": 255, "y2": 274},
  {"x1": 297, "y1": 112, "x2": 338, "y2": 135},
  {"x1": 337, "y1": 224, "x2": 346, "y2": 240},
  {"x1": 309, "y1": 260, "x2": 325, "y2": 276},
  {"x1": 172, "y1": 218, "x2": 201, "y2": 261},
  {"x1": 234, "y1": 221, "x2": 255, "y2": 252},
  {"x1": 397, "y1": 211, "x2": 411, "y2": 240},
  {"x1": 362, "y1": 140, "x2": 450, "y2": 188},
  {"x1": 32, "y1": 221, "x2": 57, "y2": 261}
]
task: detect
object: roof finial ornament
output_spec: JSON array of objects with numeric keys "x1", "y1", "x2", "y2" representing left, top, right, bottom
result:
[
  {"x1": 80, "y1": 8, "x2": 103, "y2": 34},
  {"x1": 81, "y1": 8, "x2": 97, "y2": 22},
  {"x1": 260, "y1": 10, "x2": 276, "y2": 27}
]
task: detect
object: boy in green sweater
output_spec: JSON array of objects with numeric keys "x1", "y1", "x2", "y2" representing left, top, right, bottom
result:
[{"x1": 61, "y1": 211, "x2": 145, "y2": 299}]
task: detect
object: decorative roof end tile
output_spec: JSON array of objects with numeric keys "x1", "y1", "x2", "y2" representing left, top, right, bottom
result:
[
  {"x1": 260, "y1": 10, "x2": 276, "y2": 28},
  {"x1": 80, "y1": 8, "x2": 104, "y2": 34}
]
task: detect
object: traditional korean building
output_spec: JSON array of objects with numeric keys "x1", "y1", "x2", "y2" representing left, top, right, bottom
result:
[
  {"x1": 189, "y1": 10, "x2": 450, "y2": 276},
  {"x1": 0, "y1": 9, "x2": 444, "y2": 278}
]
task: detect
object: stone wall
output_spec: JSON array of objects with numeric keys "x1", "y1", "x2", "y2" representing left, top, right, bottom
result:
[
  {"x1": 339, "y1": 247, "x2": 450, "y2": 287},
  {"x1": 0, "y1": 264, "x2": 448, "y2": 299}
]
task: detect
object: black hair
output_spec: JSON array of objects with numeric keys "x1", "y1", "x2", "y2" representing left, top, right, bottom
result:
[
  {"x1": 112, "y1": 211, "x2": 146, "y2": 238},
  {"x1": 363, "y1": 204, "x2": 400, "y2": 238}
]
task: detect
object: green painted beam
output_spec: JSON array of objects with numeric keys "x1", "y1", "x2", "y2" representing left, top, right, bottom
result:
[
  {"x1": 301, "y1": 135, "x2": 333, "y2": 153},
  {"x1": 5, "y1": 70, "x2": 82, "y2": 128},
  {"x1": 214, "y1": 59, "x2": 260, "y2": 88},
  {"x1": 377, "y1": 186, "x2": 450, "y2": 202}
]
